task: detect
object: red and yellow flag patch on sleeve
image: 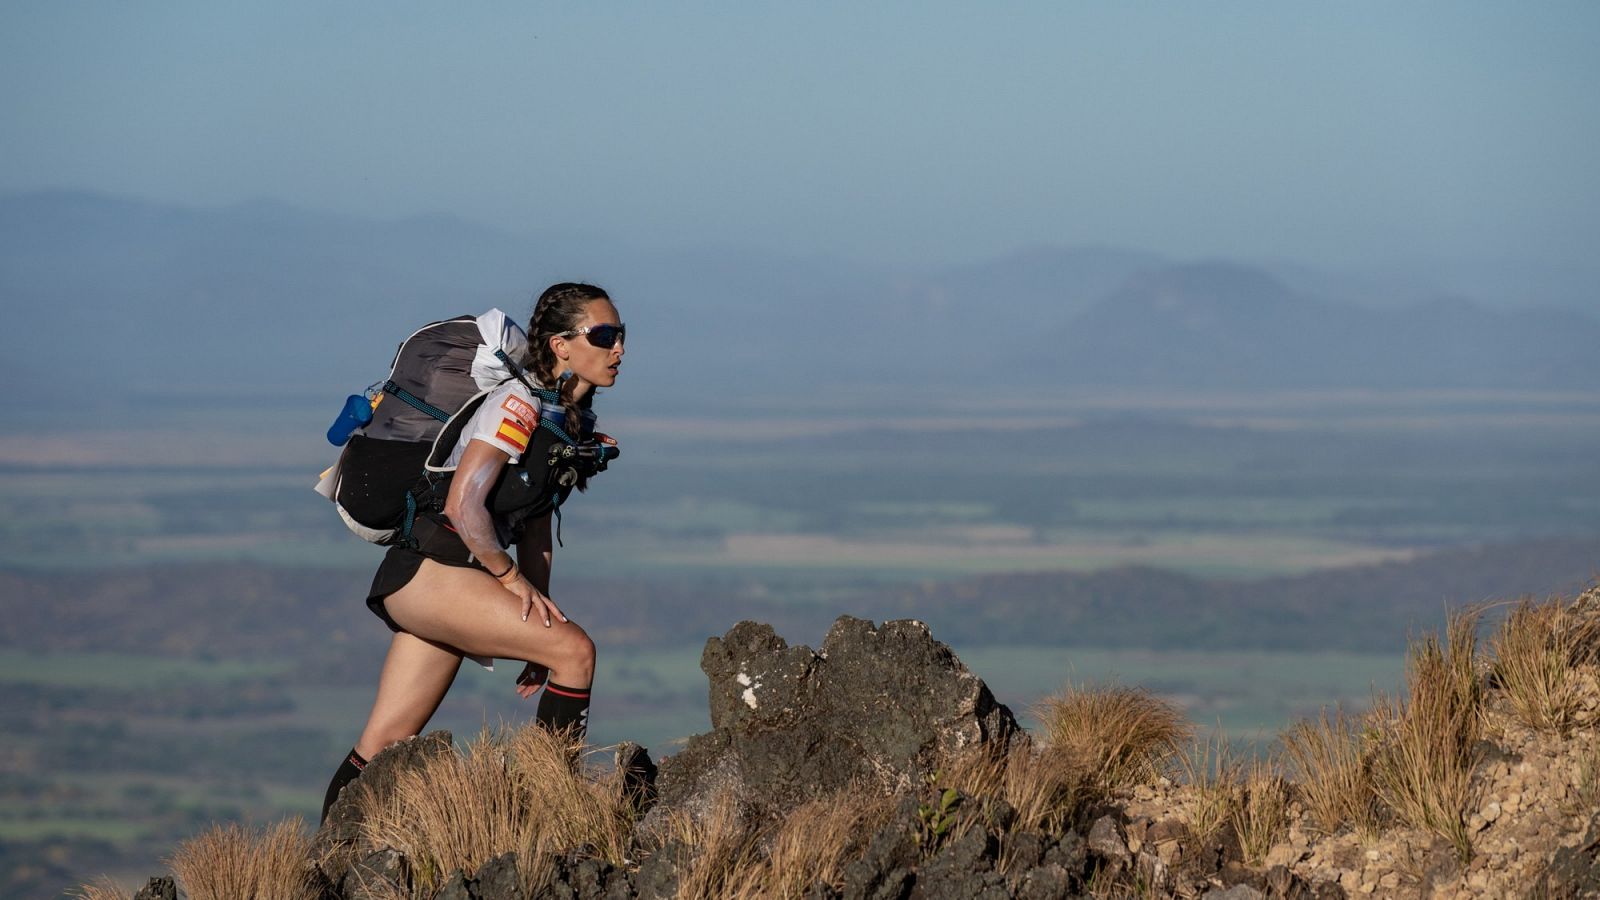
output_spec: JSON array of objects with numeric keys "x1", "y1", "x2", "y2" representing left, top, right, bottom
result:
[{"x1": 495, "y1": 417, "x2": 532, "y2": 455}]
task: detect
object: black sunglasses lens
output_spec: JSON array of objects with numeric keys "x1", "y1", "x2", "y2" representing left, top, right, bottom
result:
[{"x1": 586, "y1": 324, "x2": 624, "y2": 348}]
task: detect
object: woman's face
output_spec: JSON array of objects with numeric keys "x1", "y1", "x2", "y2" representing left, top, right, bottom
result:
[{"x1": 552, "y1": 298, "x2": 625, "y2": 389}]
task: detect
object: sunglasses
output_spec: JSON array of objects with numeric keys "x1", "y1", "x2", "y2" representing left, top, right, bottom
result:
[{"x1": 557, "y1": 323, "x2": 627, "y2": 349}]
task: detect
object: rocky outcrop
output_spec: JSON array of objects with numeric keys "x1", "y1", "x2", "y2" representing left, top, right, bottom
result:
[
  {"x1": 312, "y1": 730, "x2": 454, "y2": 890},
  {"x1": 656, "y1": 616, "x2": 1019, "y2": 821},
  {"x1": 123, "y1": 595, "x2": 1600, "y2": 899}
]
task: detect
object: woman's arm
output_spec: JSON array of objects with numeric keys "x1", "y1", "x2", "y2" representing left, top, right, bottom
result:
[
  {"x1": 511, "y1": 512, "x2": 558, "y2": 698},
  {"x1": 516, "y1": 512, "x2": 554, "y2": 596},
  {"x1": 443, "y1": 441, "x2": 567, "y2": 627}
]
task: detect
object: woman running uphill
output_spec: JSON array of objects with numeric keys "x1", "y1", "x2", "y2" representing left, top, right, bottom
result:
[{"x1": 321, "y1": 283, "x2": 625, "y2": 821}]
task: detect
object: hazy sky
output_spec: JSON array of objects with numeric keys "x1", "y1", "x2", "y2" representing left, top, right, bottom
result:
[{"x1": 3, "y1": 2, "x2": 1596, "y2": 270}]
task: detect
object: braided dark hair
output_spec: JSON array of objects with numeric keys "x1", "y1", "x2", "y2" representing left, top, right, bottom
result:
[{"x1": 528, "y1": 283, "x2": 611, "y2": 484}]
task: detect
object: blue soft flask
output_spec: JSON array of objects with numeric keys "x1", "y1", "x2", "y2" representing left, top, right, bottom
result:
[{"x1": 327, "y1": 394, "x2": 375, "y2": 446}]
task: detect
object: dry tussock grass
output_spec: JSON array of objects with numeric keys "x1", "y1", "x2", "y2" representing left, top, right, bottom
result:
[
  {"x1": 357, "y1": 725, "x2": 632, "y2": 896},
  {"x1": 1280, "y1": 705, "x2": 1380, "y2": 837},
  {"x1": 67, "y1": 876, "x2": 128, "y2": 900},
  {"x1": 169, "y1": 818, "x2": 320, "y2": 900},
  {"x1": 1368, "y1": 610, "x2": 1482, "y2": 862},
  {"x1": 1175, "y1": 734, "x2": 1242, "y2": 844},
  {"x1": 1490, "y1": 598, "x2": 1585, "y2": 736},
  {"x1": 940, "y1": 741, "x2": 1097, "y2": 845},
  {"x1": 659, "y1": 791, "x2": 759, "y2": 900},
  {"x1": 724, "y1": 789, "x2": 894, "y2": 898},
  {"x1": 658, "y1": 785, "x2": 894, "y2": 899},
  {"x1": 1036, "y1": 681, "x2": 1191, "y2": 792},
  {"x1": 1232, "y1": 757, "x2": 1290, "y2": 866},
  {"x1": 504, "y1": 725, "x2": 635, "y2": 861}
]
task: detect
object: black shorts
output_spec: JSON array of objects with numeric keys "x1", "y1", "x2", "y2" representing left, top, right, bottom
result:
[{"x1": 365, "y1": 516, "x2": 490, "y2": 632}]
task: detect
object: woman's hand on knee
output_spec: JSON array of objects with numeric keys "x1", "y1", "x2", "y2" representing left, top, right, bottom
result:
[
  {"x1": 502, "y1": 574, "x2": 567, "y2": 627},
  {"x1": 515, "y1": 660, "x2": 549, "y2": 700}
]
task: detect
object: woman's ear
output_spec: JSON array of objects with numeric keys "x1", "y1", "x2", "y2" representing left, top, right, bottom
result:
[{"x1": 549, "y1": 334, "x2": 569, "y2": 362}]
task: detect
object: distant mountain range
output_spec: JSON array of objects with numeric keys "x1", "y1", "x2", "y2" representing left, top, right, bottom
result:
[{"x1": 4, "y1": 190, "x2": 1597, "y2": 410}]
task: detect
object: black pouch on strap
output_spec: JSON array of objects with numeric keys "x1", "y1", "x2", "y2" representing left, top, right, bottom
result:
[{"x1": 335, "y1": 436, "x2": 433, "y2": 531}]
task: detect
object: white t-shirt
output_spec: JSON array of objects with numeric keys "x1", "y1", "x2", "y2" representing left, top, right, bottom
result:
[{"x1": 444, "y1": 380, "x2": 545, "y2": 468}]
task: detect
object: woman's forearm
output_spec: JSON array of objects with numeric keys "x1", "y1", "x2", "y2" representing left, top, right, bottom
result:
[
  {"x1": 443, "y1": 442, "x2": 517, "y2": 576},
  {"x1": 517, "y1": 513, "x2": 554, "y2": 595}
]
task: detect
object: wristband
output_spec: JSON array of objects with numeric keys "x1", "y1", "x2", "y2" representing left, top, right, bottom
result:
[{"x1": 490, "y1": 560, "x2": 515, "y2": 580}]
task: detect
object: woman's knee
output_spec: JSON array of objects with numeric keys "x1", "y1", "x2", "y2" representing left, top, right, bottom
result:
[{"x1": 547, "y1": 628, "x2": 595, "y2": 681}]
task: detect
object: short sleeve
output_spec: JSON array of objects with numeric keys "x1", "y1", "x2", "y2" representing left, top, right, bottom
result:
[{"x1": 454, "y1": 385, "x2": 542, "y2": 466}]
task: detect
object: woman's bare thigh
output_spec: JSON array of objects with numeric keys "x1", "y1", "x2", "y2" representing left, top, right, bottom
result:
[{"x1": 382, "y1": 559, "x2": 589, "y2": 665}]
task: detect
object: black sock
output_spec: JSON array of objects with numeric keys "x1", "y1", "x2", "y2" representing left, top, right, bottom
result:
[
  {"x1": 536, "y1": 682, "x2": 591, "y2": 739},
  {"x1": 321, "y1": 747, "x2": 368, "y2": 823}
]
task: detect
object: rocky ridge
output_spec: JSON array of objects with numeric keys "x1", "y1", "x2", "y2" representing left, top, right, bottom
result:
[{"x1": 118, "y1": 589, "x2": 1600, "y2": 899}]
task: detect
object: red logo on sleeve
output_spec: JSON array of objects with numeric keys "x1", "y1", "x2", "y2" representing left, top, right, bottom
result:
[{"x1": 502, "y1": 395, "x2": 538, "y2": 425}]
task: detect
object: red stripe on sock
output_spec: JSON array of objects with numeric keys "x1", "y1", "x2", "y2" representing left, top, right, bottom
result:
[{"x1": 544, "y1": 684, "x2": 591, "y2": 699}]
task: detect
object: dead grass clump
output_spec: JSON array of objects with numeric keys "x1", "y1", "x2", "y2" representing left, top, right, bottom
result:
[
  {"x1": 1037, "y1": 681, "x2": 1191, "y2": 792},
  {"x1": 1175, "y1": 734, "x2": 1242, "y2": 845},
  {"x1": 504, "y1": 725, "x2": 635, "y2": 861},
  {"x1": 1490, "y1": 598, "x2": 1583, "y2": 736},
  {"x1": 659, "y1": 790, "x2": 760, "y2": 900},
  {"x1": 723, "y1": 789, "x2": 895, "y2": 898},
  {"x1": 67, "y1": 877, "x2": 128, "y2": 900},
  {"x1": 1280, "y1": 706, "x2": 1380, "y2": 837},
  {"x1": 1368, "y1": 610, "x2": 1482, "y2": 862},
  {"x1": 358, "y1": 726, "x2": 632, "y2": 896},
  {"x1": 941, "y1": 742, "x2": 1098, "y2": 838},
  {"x1": 169, "y1": 818, "x2": 320, "y2": 900},
  {"x1": 1232, "y1": 757, "x2": 1290, "y2": 866}
]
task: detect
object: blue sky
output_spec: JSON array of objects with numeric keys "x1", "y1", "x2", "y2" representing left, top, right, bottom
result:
[{"x1": 3, "y1": 2, "x2": 1596, "y2": 271}]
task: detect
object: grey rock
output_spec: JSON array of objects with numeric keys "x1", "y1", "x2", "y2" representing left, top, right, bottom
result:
[
  {"x1": 473, "y1": 851, "x2": 523, "y2": 900},
  {"x1": 313, "y1": 730, "x2": 453, "y2": 883},
  {"x1": 132, "y1": 877, "x2": 177, "y2": 900},
  {"x1": 842, "y1": 805, "x2": 920, "y2": 900},
  {"x1": 658, "y1": 617, "x2": 1019, "y2": 818},
  {"x1": 1007, "y1": 830, "x2": 1050, "y2": 871},
  {"x1": 916, "y1": 824, "x2": 995, "y2": 884},
  {"x1": 911, "y1": 870, "x2": 1009, "y2": 900},
  {"x1": 909, "y1": 827, "x2": 1010, "y2": 900},
  {"x1": 615, "y1": 741, "x2": 658, "y2": 815},
  {"x1": 542, "y1": 872, "x2": 578, "y2": 900},
  {"x1": 635, "y1": 840, "x2": 686, "y2": 900},
  {"x1": 842, "y1": 866, "x2": 913, "y2": 900},
  {"x1": 434, "y1": 870, "x2": 472, "y2": 900},
  {"x1": 1536, "y1": 810, "x2": 1600, "y2": 899},
  {"x1": 1086, "y1": 815, "x2": 1130, "y2": 871},
  {"x1": 1043, "y1": 829, "x2": 1087, "y2": 874},
  {"x1": 569, "y1": 857, "x2": 616, "y2": 900},
  {"x1": 341, "y1": 848, "x2": 409, "y2": 900},
  {"x1": 1016, "y1": 863, "x2": 1074, "y2": 900},
  {"x1": 602, "y1": 867, "x2": 636, "y2": 900}
]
